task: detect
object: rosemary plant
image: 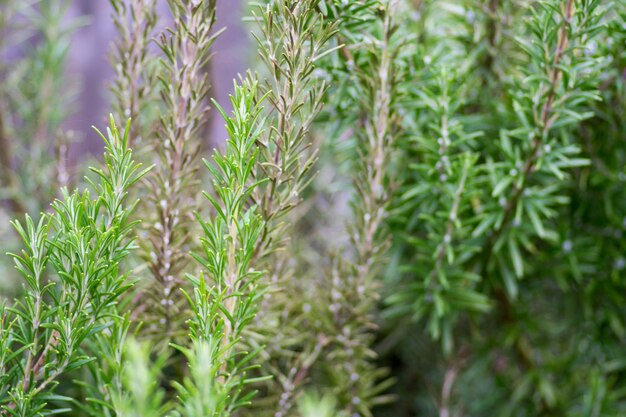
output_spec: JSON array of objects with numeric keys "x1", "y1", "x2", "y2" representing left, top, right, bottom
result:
[
  {"x1": 109, "y1": 0, "x2": 160, "y2": 148},
  {"x1": 142, "y1": 0, "x2": 220, "y2": 338},
  {"x1": 0, "y1": 117, "x2": 148, "y2": 416},
  {"x1": 307, "y1": 1, "x2": 403, "y2": 415},
  {"x1": 380, "y1": 0, "x2": 618, "y2": 415},
  {"x1": 178, "y1": 80, "x2": 268, "y2": 417},
  {"x1": 0, "y1": 0, "x2": 624, "y2": 416},
  {"x1": 243, "y1": 1, "x2": 338, "y2": 415},
  {"x1": 0, "y1": 0, "x2": 79, "y2": 215},
  {"x1": 0, "y1": 0, "x2": 81, "y2": 296}
]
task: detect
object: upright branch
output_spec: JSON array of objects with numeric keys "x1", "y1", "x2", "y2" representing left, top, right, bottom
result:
[
  {"x1": 0, "y1": 105, "x2": 24, "y2": 214},
  {"x1": 243, "y1": 2, "x2": 337, "y2": 414},
  {"x1": 180, "y1": 80, "x2": 268, "y2": 417},
  {"x1": 0, "y1": 1, "x2": 77, "y2": 216},
  {"x1": 251, "y1": 0, "x2": 337, "y2": 262},
  {"x1": 486, "y1": 0, "x2": 574, "y2": 255},
  {"x1": 109, "y1": 0, "x2": 159, "y2": 147},
  {"x1": 386, "y1": 65, "x2": 490, "y2": 355},
  {"x1": 144, "y1": 0, "x2": 220, "y2": 337},
  {"x1": 321, "y1": 1, "x2": 401, "y2": 415},
  {"x1": 477, "y1": 0, "x2": 604, "y2": 288},
  {"x1": 0, "y1": 1, "x2": 14, "y2": 207},
  {"x1": 466, "y1": 1, "x2": 606, "y2": 411}
]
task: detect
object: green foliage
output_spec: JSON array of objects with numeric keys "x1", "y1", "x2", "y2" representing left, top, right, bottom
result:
[
  {"x1": 0, "y1": 117, "x2": 147, "y2": 416},
  {"x1": 373, "y1": 0, "x2": 626, "y2": 416},
  {"x1": 141, "y1": 0, "x2": 221, "y2": 339},
  {"x1": 311, "y1": 1, "x2": 403, "y2": 414},
  {"x1": 297, "y1": 391, "x2": 338, "y2": 417},
  {"x1": 241, "y1": 2, "x2": 338, "y2": 416},
  {"x1": 81, "y1": 332, "x2": 169, "y2": 417},
  {"x1": 113, "y1": 338, "x2": 169, "y2": 417},
  {"x1": 1, "y1": 0, "x2": 625, "y2": 417},
  {"x1": 0, "y1": 0, "x2": 81, "y2": 215},
  {"x1": 0, "y1": 0, "x2": 82, "y2": 295},
  {"x1": 181, "y1": 80, "x2": 268, "y2": 416}
]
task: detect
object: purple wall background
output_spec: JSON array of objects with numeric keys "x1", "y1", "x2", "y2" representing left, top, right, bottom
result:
[{"x1": 64, "y1": 1, "x2": 249, "y2": 157}]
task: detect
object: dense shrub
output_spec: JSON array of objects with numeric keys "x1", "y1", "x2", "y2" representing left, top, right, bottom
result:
[{"x1": 0, "y1": 0, "x2": 624, "y2": 416}]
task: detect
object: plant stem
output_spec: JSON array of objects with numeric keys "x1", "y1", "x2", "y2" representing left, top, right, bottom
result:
[{"x1": 480, "y1": 0, "x2": 574, "y2": 273}]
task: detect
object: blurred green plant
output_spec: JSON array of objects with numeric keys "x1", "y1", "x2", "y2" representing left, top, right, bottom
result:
[{"x1": 0, "y1": 0, "x2": 83, "y2": 295}]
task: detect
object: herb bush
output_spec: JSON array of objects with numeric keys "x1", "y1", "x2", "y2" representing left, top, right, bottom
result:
[{"x1": 0, "y1": 0, "x2": 625, "y2": 416}]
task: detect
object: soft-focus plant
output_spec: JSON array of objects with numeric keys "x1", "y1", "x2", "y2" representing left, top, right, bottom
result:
[
  {"x1": 109, "y1": 0, "x2": 160, "y2": 148},
  {"x1": 0, "y1": 0, "x2": 81, "y2": 294},
  {"x1": 241, "y1": 1, "x2": 338, "y2": 415},
  {"x1": 140, "y1": 0, "x2": 221, "y2": 338},
  {"x1": 1, "y1": 0, "x2": 625, "y2": 417},
  {"x1": 376, "y1": 0, "x2": 624, "y2": 416},
  {"x1": 308, "y1": 1, "x2": 403, "y2": 415}
]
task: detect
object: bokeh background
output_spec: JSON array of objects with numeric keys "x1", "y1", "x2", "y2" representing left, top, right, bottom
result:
[{"x1": 63, "y1": 1, "x2": 248, "y2": 156}]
